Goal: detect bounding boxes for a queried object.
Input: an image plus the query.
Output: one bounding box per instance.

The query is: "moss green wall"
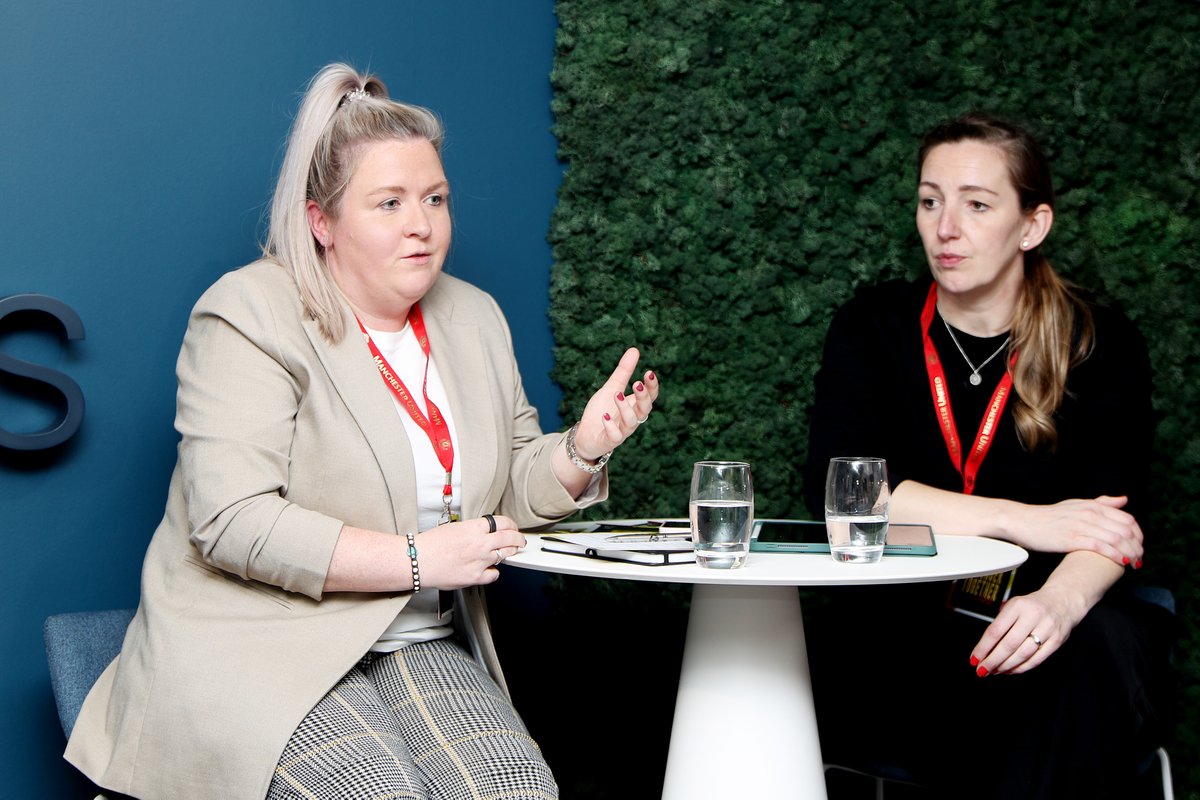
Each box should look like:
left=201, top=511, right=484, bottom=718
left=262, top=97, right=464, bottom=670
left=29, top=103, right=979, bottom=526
left=548, top=0, right=1199, bottom=795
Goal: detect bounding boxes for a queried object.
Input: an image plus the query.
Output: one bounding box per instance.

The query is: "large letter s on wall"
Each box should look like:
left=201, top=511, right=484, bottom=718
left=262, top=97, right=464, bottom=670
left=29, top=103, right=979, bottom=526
left=0, top=294, right=86, bottom=450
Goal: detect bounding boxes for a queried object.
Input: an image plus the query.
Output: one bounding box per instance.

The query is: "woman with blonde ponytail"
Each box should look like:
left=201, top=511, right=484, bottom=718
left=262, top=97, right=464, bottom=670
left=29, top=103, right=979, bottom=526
left=66, top=63, right=662, bottom=799
left=803, top=114, right=1173, bottom=799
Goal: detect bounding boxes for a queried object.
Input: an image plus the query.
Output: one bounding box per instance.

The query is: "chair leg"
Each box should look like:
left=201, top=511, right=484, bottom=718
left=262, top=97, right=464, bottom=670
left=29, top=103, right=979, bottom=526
left=1156, top=747, right=1174, bottom=800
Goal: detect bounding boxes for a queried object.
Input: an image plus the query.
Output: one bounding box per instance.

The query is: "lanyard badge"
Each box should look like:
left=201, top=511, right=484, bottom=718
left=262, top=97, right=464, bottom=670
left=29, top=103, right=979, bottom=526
left=357, top=303, right=457, bottom=518
left=357, top=304, right=459, bottom=619
left=919, top=283, right=1015, bottom=495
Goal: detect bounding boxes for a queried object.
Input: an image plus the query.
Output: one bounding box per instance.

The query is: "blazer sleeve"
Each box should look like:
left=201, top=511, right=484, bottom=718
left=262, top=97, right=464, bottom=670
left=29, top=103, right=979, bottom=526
left=174, top=272, right=343, bottom=600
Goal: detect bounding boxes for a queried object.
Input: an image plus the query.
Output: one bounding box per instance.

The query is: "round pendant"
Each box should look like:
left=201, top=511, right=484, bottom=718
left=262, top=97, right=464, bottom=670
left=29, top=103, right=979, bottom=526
left=969, top=373, right=983, bottom=386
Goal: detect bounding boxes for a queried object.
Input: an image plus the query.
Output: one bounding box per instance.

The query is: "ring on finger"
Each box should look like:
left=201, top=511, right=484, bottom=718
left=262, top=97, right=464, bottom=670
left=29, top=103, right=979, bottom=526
left=492, top=549, right=503, bottom=566
left=1028, top=632, right=1043, bottom=647
left=483, top=514, right=497, bottom=533
left=635, top=416, right=648, bottom=424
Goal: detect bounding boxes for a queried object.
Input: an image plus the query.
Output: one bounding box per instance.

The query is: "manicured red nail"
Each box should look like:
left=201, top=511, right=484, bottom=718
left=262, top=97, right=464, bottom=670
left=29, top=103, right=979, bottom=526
left=634, top=382, right=645, bottom=392
left=603, top=413, right=611, bottom=421
left=648, top=371, right=656, bottom=381
left=970, top=655, right=980, bottom=667
left=616, top=392, right=625, bottom=402
left=1135, top=560, right=1143, bottom=570
left=1122, top=556, right=1130, bottom=565
left=976, top=666, right=988, bottom=677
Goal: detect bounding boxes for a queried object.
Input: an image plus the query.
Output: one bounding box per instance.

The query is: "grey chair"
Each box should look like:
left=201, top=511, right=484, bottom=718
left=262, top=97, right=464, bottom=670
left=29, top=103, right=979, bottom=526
left=44, top=607, right=139, bottom=800
left=43, top=608, right=135, bottom=737
left=1134, top=586, right=1178, bottom=800
left=42, top=587, right=506, bottom=739
left=42, top=590, right=508, bottom=800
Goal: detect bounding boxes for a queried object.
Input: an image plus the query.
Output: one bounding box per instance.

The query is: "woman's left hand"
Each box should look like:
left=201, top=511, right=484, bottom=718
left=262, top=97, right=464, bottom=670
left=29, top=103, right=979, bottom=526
left=969, top=585, right=1082, bottom=676
left=571, top=347, right=659, bottom=462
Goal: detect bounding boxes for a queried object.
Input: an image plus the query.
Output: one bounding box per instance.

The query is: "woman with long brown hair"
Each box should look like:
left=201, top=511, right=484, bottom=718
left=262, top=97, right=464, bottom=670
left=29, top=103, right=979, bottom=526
left=804, top=114, right=1174, bottom=799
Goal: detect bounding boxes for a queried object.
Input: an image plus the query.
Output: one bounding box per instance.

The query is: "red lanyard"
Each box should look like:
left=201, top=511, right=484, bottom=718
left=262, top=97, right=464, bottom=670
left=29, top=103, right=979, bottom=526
left=920, top=283, right=1014, bottom=495
left=356, top=304, right=455, bottom=519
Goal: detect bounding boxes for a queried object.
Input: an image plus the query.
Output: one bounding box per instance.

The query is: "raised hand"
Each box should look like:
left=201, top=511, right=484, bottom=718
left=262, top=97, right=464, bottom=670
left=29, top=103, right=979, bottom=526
left=414, top=515, right=526, bottom=589
left=570, top=347, right=659, bottom=462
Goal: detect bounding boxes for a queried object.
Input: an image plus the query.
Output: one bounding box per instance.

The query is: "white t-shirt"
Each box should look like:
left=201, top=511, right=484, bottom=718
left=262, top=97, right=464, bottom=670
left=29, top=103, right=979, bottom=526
left=363, top=322, right=460, bottom=652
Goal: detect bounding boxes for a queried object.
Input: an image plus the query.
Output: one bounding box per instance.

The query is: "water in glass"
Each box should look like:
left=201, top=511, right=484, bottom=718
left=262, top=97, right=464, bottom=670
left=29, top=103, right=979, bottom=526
left=825, top=513, right=888, bottom=563
left=689, top=499, right=753, bottom=568
left=825, top=457, right=889, bottom=565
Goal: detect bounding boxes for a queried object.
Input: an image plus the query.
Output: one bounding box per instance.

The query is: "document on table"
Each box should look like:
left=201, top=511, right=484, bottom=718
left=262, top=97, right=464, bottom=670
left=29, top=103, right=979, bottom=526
left=540, top=522, right=695, bottom=565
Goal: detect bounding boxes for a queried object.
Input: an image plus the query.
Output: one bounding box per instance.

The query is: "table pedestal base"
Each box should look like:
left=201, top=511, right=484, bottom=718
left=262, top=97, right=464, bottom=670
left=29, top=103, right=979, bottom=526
left=662, top=583, right=826, bottom=800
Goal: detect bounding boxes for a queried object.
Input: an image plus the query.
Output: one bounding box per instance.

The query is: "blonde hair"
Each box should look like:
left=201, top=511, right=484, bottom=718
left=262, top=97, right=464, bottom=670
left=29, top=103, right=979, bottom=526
left=919, top=114, right=1094, bottom=452
left=264, top=63, right=444, bottom=342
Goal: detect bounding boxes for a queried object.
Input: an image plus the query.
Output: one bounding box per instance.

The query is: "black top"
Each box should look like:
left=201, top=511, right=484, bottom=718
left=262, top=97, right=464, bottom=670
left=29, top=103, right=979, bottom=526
left=804, top=279, right=1153, bottom=592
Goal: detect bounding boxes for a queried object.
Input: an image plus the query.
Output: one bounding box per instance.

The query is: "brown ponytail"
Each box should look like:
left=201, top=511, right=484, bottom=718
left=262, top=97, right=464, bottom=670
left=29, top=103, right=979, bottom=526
left=1008, top=254, right=1094, bottom=451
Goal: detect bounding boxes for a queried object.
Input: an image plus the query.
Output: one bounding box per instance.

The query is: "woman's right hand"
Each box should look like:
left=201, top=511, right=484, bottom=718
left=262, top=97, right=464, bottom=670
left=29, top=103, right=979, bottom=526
left=415, top=515, right=527, bottom=589
left=1005, top=495, right=1143, bottom=568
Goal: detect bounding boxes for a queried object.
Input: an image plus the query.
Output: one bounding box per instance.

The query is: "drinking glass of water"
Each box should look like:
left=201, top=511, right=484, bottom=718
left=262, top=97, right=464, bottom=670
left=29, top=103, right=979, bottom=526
left=689, top=461, right=754, bottom=569
left=824, top=457, right=890, bottom=563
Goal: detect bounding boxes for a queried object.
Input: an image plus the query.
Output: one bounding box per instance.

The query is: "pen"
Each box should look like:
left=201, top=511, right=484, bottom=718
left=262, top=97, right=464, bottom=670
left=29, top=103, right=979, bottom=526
left=604, top=533, right=693, bottom=543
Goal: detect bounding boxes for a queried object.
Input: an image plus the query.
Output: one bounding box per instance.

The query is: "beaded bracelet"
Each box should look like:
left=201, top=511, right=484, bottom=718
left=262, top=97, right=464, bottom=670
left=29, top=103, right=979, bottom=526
left=406, top=531, right=421, bottom=593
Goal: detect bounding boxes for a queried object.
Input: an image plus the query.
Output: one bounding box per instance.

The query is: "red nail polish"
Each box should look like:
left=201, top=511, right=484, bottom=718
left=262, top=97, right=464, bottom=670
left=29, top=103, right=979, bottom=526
left=1135, top=560, right=1143, bottom=570
left=616, top=392, right=625, bottom=402
left=634, top=382, right=645, bottom=392
left=970, top=655, right=979, bottom=667
left=976, top=666, right=988, bottom=677
left=1122, top=556, right=1130, bottom=565
left=603, top=413, right=611, bottom=421
left=648, top=371, right=656, bottom=381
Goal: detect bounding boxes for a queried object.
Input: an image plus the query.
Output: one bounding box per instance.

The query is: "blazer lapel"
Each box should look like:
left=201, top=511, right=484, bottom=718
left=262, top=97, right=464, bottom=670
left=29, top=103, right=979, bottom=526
left=419, top=296, right=500, bottom=518
left=301, top=311, right=418, bottom=533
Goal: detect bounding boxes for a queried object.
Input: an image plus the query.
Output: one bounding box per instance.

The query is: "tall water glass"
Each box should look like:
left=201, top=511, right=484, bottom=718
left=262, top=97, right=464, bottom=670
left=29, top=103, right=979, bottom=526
left=824, top=457, right=890, bottom=563
left=689, top=461, right=754, bottom=568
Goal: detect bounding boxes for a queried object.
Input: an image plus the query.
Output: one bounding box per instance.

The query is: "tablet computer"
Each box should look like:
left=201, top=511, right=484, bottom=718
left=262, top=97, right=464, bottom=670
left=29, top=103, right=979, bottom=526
left=749, top=519, right=937, bottom=556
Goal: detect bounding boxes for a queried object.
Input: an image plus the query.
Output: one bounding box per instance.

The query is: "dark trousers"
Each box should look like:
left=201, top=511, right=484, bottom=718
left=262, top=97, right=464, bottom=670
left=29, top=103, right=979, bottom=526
left=806, top=582, right=1176, bottom=800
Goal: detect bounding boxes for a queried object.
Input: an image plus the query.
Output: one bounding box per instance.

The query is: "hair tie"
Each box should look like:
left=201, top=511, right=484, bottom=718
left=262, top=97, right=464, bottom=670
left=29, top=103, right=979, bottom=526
left=342, top=87, right=370, bottom=106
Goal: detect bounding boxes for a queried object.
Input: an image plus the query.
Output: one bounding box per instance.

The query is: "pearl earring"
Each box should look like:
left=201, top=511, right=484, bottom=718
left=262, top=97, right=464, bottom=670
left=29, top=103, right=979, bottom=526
left=1021, top=240, right=1030, bottom=250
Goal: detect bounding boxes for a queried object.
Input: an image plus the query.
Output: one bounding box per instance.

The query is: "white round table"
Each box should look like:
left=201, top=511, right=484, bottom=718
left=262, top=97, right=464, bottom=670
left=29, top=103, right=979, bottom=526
left=504, top=529, right=1027, bottom=800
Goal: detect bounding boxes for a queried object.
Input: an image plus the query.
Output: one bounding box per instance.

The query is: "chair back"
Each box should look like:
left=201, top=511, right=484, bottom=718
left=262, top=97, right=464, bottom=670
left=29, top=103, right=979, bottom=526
left=43, top=608, right=135, bottom=737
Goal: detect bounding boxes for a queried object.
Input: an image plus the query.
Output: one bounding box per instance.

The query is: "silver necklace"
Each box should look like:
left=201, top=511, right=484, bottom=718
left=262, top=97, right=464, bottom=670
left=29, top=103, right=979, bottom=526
left=942, top=318, right=1010, bottom=386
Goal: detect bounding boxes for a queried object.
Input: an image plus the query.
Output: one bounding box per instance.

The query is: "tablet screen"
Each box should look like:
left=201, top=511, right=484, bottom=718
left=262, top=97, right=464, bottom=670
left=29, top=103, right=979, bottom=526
left=754, top=519, right=827, bottom=544
left=751, top=519, right=936, bottom=554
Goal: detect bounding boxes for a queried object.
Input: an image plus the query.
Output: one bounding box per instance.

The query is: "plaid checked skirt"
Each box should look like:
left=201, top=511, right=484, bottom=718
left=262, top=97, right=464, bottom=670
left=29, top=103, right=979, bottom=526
left=267, top=639, right=557, bottom=800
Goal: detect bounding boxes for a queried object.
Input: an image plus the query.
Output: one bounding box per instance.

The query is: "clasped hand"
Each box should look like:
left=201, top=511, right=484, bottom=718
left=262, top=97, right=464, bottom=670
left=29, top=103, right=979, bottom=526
left=969, top=584, right=1080, bottom=677
left=969, top=495, right=1141, bottom=677
left=416, top=515, right=526, bottom=589
left=1009, top=495, right=1143, bottom=568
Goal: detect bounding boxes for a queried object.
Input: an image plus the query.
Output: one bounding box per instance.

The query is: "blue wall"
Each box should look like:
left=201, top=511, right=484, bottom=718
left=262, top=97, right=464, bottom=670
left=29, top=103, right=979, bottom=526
left=0, top=2, right=563, bottom=794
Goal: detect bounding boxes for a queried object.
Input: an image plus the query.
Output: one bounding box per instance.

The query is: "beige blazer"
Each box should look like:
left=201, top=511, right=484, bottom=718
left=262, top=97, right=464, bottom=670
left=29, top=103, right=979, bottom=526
left=66, top=261, right=605, bottom=799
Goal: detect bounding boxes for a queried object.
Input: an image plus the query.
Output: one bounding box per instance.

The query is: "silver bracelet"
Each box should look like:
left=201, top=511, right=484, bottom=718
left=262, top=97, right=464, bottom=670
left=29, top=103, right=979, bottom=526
left=565, top=422, right=611, bottom=475
left=406, top=531, right=421, bottom=593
